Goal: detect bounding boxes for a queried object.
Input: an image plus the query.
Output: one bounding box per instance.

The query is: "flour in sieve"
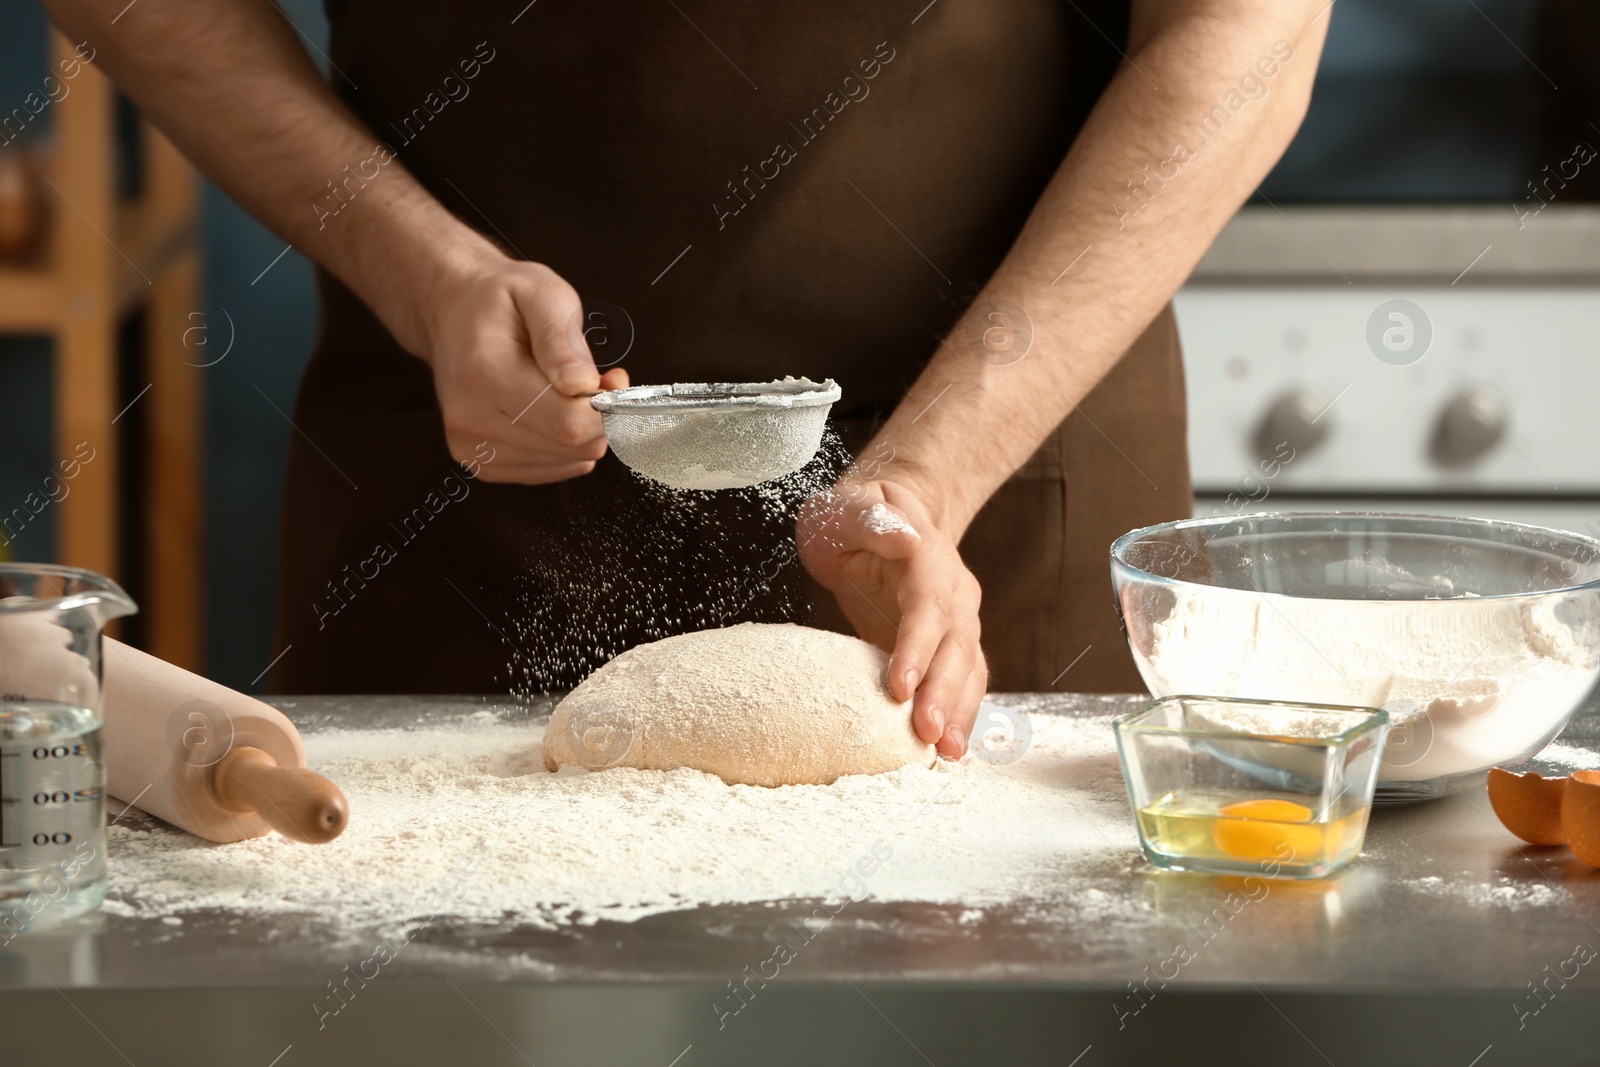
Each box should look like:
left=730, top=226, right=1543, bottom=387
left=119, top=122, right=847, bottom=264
left=602, top=378, right=833, bottom=491
left=102, top=703, right=1141, bottom=932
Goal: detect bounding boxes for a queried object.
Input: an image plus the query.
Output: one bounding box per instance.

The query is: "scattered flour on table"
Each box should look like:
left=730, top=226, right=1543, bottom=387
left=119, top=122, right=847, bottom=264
left=1487, top=881, right=1562, bottom=907
left=1404, top=872, right=1564, bottom=910
left=1526, top=740, right=1599, bottom=771
left=104, top=703, right=1140, bottom=932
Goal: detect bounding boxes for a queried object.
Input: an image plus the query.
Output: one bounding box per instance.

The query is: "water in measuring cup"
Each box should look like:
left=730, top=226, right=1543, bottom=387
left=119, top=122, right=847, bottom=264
left=0, top=699, right=107, bottom=937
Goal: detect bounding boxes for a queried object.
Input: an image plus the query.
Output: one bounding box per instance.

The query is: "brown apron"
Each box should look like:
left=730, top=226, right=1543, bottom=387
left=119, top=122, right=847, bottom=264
left=270, top=0, right=1190, bottom=695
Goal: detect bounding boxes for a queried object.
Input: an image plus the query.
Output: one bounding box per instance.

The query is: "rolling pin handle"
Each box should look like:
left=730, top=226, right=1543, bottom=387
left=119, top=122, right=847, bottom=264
left=212, top=746, right=349, bottom=844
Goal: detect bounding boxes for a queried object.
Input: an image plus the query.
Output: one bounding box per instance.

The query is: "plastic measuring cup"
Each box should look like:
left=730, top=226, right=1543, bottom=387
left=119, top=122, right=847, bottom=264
left=0, top=564, right=135, bottom=935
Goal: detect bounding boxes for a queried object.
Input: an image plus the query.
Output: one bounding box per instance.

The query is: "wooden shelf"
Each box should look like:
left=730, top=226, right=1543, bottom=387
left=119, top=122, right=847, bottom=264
left=0, top=30, right=204, bottom=670
left=0, top=264, right=61, bottom=329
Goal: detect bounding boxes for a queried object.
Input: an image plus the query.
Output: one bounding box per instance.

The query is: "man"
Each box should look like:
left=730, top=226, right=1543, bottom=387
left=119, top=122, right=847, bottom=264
left=45, top=0, right=1327, bottom=757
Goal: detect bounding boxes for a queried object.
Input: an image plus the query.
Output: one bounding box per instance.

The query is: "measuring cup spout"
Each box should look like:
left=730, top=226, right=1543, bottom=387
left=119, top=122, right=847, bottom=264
left=0, top=563, right=134, bottom=630
left=0, top=563, right=136, bottom=629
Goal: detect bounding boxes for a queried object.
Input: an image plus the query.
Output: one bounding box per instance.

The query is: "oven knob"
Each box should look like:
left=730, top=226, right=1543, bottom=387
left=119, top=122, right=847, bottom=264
left=1428, top=385, right=1507, bottom=468
left=1252, top=388, right=1331, bottom=463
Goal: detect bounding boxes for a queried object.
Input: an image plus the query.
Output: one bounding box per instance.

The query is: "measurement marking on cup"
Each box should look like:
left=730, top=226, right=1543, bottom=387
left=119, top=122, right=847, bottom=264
left=0, top=726, right=104, bottom=867
left=0, top=748, right=16, bottom=849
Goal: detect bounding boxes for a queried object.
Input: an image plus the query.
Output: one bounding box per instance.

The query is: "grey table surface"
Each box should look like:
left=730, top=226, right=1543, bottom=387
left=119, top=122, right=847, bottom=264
left=5, top=694, right=1600, bottom=1067
left=6, top=692, right=1599, bottom=995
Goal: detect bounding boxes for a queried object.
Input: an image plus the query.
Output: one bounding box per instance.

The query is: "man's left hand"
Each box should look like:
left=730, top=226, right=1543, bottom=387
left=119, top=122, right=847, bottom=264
left=798, top=479, right=986, bottom=758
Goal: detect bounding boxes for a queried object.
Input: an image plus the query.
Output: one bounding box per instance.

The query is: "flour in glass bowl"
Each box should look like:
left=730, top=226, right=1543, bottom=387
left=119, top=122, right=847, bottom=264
left=102, top=702, right=1143, bottom=933
left=1139, top=589, right=1600, bottom=781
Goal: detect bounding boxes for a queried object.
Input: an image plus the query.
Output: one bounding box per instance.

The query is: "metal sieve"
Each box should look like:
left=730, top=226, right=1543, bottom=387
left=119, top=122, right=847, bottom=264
left=590, top=378, right=841, bottom=491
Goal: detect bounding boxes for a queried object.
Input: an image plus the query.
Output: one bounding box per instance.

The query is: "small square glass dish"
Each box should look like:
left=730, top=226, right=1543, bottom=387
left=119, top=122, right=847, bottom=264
left=1114, top=696, right=1391, bottom=880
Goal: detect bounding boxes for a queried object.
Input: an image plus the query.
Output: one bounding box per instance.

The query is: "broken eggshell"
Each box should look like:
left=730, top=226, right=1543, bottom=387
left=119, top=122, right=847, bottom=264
left=1562, top=770, right=1600, bottom=868
left=1487, top=767, right=1568, bottom=847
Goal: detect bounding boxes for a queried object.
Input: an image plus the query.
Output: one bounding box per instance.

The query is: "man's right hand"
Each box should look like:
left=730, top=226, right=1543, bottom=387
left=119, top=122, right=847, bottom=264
left=39, top=1, right=626, bottom=488
left=419, top=255, right=627, bottom=484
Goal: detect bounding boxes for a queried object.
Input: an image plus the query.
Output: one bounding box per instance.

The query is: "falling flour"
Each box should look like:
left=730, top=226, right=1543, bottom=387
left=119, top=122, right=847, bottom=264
left=102, top=701, right=1142, bottom=933
left=506, top=426, right=853, bottom=696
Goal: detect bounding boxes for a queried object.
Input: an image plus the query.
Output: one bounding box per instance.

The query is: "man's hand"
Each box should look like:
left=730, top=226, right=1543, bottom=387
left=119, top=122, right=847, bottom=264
left=38, top=0, right=627, bottom=488
left=420, top=255, right=627, bottom=484
left=798, top=479, right=986, bottom=758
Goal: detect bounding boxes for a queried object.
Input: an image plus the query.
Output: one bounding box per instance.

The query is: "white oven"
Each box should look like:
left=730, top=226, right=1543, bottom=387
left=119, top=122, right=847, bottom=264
left=1178, top=260, right=1600, bottom=537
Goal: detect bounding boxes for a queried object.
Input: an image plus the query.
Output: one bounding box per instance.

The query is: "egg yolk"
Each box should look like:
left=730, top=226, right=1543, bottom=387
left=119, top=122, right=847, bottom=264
left=1213, top=798, right=1326, bottom=861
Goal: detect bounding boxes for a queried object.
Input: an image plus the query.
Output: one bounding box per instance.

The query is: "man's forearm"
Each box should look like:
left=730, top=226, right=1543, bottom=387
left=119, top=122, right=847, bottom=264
left=874, top=1, right=1332, bottom=539
left=42, top=0, right=492, bottom=354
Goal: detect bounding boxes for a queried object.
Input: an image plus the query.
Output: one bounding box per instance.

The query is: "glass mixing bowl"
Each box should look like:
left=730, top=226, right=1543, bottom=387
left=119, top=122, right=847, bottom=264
left=1110, top=513, right=1600, bottom=802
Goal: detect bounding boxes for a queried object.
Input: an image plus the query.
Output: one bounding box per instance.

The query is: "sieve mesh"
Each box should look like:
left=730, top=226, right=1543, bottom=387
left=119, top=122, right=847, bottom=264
left=591, top=379, right=840, bottom=491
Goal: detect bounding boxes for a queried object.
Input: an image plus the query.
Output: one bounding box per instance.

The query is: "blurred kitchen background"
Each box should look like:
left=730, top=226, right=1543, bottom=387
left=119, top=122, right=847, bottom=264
left=1182, top=0, right=1600, bottom=538
left=0, top=0, right=1596, bottom=691
left=0, top=0, right=325, bottom=690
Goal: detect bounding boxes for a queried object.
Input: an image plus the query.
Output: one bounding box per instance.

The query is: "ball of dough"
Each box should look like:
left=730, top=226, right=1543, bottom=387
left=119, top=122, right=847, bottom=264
left=543, top=623, right=934, bottom=786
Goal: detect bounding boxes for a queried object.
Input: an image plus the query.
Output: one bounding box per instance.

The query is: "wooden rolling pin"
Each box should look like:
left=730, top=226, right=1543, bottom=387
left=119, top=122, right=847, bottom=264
left=102, top=638, right=348, bottom=844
